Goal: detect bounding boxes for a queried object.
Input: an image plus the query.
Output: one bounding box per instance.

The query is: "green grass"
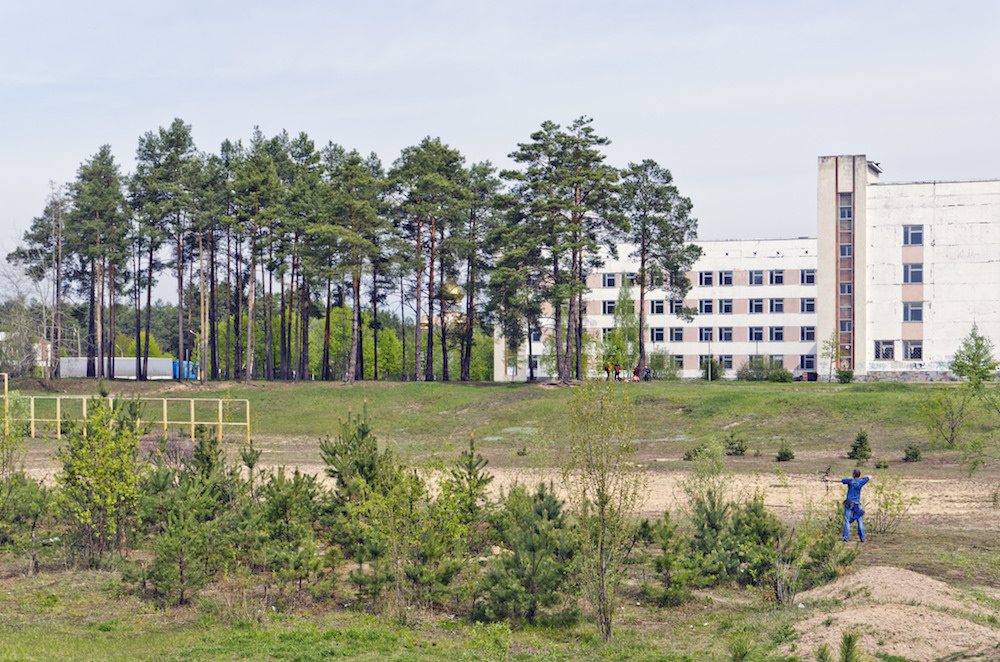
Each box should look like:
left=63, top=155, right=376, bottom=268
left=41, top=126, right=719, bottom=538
left=5, top=376, right=1000, bottom=661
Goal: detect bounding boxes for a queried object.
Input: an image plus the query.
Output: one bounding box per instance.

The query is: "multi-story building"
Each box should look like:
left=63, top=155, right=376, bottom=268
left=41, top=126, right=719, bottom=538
left=494, top=238, right=820, bottom=381
left=495, top=155, right=1000, bottom=382
left=817, top=155, right=1000, bottom=379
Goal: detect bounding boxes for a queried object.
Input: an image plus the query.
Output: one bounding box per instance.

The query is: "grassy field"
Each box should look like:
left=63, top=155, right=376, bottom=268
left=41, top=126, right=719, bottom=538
left=3, top=377, right=999, bottom=661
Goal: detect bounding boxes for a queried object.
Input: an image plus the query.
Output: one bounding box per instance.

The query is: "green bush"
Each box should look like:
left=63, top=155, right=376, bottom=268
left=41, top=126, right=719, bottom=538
left=647, top=351, right=680, bottom=381
left=683, top=444, right=708, bottom=461
left=836, top=369, right=854, bottom=383
left=903, top=445, right=922, bottom=462
left=736, top=355, right=782, bottom=382
left=769, top=368, right=794, bottom=383
left=775, top=441, right=795, bottom=462
left=874, top=459, right=888, bottom=469
left=701, top=356, right=724, bottom=381
left=724, top=433, right=747, bottom=457
left=847, top=429, right=872, bottom=463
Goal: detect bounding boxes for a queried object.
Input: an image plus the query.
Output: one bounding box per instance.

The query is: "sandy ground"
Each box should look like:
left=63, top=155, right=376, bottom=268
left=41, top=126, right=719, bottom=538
left=789, top=566, right=1000, bottom=661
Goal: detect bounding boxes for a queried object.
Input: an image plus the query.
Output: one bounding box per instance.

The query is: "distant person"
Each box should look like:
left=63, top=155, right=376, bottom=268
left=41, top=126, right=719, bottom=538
left=840, top=468, right=870, bottom=542
left=614, top=362, right=621, bottom=381
left=605, top=362, right=611, bottom=381
left=633, top=365, right=640, bottom=381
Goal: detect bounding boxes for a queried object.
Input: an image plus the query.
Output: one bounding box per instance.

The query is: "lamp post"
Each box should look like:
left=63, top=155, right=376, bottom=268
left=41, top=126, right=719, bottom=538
left=755, top=338, right=760, bottom=381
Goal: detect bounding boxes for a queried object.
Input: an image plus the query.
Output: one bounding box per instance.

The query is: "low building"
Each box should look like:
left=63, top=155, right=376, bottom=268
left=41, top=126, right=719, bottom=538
left=494, top=238, right=820, bottom=381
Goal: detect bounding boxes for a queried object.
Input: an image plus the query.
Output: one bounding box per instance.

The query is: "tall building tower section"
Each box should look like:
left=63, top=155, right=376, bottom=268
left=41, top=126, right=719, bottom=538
left=817, top=156, right=881, bottom=376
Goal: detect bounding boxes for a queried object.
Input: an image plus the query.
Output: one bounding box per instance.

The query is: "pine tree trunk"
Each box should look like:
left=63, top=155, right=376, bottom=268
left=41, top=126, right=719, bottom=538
left=322, top=277, right=332, bottom=380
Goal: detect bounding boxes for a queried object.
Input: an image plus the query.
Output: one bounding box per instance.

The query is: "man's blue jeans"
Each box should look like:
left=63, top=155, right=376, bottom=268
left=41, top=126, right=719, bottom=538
left=843, top=505, right=865, bottom=542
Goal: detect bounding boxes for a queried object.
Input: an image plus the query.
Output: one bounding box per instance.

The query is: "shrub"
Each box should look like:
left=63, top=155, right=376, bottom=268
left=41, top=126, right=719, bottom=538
left=775, top=441, right=795, bottom=462
left=836, top=369, right=854, bottom=384
left=647, top=350, right=680, bottom=381
left=874, top=459, right=888, bottom=469
left=736, top=355, right=782, bottom=382
left=683, top=444, right=708, bottom=461
left=868, top=472, right=920, bottom=535
left=769, top=368, right=794, bottom=383
left=847, top=429, right=872, bottom=463
left=701, top=356, right=724, bottom=381
left=724, top=433, right=747, bottom=457
left=903, top=445, right=922, bottom=462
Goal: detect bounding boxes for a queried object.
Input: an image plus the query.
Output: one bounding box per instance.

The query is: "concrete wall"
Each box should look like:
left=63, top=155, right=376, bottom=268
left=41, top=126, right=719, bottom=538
left=60, top=357, right=176, bottom=379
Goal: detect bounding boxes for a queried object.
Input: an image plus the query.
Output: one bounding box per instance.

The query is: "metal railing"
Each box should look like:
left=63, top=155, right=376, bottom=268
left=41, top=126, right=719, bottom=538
left=2, top=374, right=250, bottom=443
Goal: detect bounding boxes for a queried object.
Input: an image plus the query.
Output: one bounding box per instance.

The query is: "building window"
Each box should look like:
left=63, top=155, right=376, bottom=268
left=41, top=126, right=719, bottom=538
left=840, top=245, right=852, bottom=257
left=770, top=298, right=784, bottom=314
left=529, top=357, right=539, bottom=370
left=672, top=355, right=684, bottom=369
left=719, top=299, right=733, bottom=314
left=904, top=263, right=923, bottom=284
left=839, top=193, right=853, bottom=220
left=904, top=341, right=922, bottom=360
left=651, top=300, right=664, bottom=315
left=624, top=273, right=636, bottom=285
left=801, top=326, right=815, bottom=341
left=749, top=327, right=763, bottom=342
left=801, top=298, right=816, bottom=313
left=719, top=355, right=733, bottom=369
left=602, top=273, right=617, bottom=288
left=699, top=327, right=714, bottom=342
left=749, top=270, right=763, bottom=285
left=840, top=283, right=852, bottom=295
left=875, top=340, right=894, bottom=360
left=602, top=328, right=613, bottom=339
left=669, top=299, right=682, bottom=314
left=699, top=271, right=713, bottom=286
left=903, top=225, right=923, bottom=246
left=699, top=299, right=713, bottom=314
left=718, top=327, right=733, bottom=342
left=650, top=327, right=664, bottom=343
left=749, top=298, right=764, bottom=314
left=650, top=272, right=664, bottom=287
left=772, top=355, right=784, bottom=366
left=769, top=270, right=784, bottom=285
left=602, top=301, right=615, bottom=315
left=840, top=320, right=853, bottom=333
left=903, top=302, right=923, bottom=322
left=769, top=327, right=784, bottom=342
left=719, top=270, right=733, bottom=286
left=531, top=328, right=542, bottom=342
left=800, top=354, right=816, bottom=370
left=801, top=269, right=816, bottom=285
left=669, top=327, right=684, bottom=342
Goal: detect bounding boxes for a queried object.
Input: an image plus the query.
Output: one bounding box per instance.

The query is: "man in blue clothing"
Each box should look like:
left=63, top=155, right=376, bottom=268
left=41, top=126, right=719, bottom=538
left=841, top=468, right=870, bottom=542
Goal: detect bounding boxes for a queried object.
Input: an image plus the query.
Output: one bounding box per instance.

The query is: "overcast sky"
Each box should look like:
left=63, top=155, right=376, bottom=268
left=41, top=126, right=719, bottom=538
left=3, top=0, right=999, bottom=274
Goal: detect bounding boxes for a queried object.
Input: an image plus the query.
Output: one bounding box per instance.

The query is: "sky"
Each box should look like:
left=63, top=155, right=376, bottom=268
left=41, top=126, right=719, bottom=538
left=3, top=0, right=999, bottom=284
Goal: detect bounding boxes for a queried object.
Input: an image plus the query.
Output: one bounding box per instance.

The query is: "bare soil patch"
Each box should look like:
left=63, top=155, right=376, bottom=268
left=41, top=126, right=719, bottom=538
left=790, top=566, right=1000, bottom=661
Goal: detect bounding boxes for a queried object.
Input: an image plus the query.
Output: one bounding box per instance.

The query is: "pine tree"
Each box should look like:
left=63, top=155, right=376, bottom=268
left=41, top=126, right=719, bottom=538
left=619, top=159, right=701, bottom=374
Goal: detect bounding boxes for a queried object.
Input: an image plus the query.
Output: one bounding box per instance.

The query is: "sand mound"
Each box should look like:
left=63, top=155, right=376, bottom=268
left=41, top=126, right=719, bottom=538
left=791, top=566, right=1000, bottom=661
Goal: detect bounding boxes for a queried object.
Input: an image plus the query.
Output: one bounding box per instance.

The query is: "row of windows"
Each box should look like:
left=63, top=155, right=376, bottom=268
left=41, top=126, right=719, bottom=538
left=661, top=355, right=817, bottom=371
left=874, top=340, right=923, bottom=361
left=600, top=269, right=818, bottom=288
left=646, top=326, right=816, bottom=343
left=602, top=298, right=817, bottom=315
left=699, top=269, right=816, bottom=287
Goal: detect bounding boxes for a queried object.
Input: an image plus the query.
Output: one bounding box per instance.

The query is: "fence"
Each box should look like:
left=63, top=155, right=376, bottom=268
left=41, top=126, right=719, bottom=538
left=2, top=373, right=250, bottom=443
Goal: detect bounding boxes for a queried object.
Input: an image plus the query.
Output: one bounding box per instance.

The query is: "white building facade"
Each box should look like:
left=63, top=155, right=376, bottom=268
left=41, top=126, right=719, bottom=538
left=494, top=238, right=820, bottom=381
left=817, top=156, right=1000, bottom=380
left=495, top=155, right=1000, bottom=382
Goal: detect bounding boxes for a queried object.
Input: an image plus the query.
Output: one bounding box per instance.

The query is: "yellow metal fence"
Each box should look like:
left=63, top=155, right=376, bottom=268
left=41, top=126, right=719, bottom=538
left=3, top=374, right=250, bottom=443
